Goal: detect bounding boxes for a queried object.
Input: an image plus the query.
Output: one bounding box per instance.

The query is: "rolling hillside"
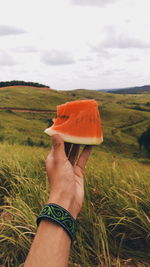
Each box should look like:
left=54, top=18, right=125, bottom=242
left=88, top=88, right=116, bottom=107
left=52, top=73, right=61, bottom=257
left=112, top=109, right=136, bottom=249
left=1, top=86, right=150, bottom=157
left=108, top=85, right=150, bottom=94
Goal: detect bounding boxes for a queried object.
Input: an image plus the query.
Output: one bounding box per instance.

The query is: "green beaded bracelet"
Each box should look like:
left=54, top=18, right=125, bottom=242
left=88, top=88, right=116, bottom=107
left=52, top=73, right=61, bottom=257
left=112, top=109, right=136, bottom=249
left=36, top=203, right=77, bottom=241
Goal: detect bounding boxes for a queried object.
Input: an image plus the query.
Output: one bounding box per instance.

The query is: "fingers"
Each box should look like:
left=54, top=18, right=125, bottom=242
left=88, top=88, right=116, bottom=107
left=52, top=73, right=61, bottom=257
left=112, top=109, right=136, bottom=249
left=64, top=142, right=72, bottom=157
left=50, top=135, right=92, bottom=172
left=76, top=145, right=92, bottom=172
left=51, top=134, right=66, bottom=160
left=69, top=144, right=80, bottom=165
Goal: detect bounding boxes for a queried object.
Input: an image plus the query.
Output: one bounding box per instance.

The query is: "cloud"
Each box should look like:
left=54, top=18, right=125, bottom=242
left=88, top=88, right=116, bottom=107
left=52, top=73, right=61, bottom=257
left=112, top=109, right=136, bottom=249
left=93, top=47, right=114, bottom=58
left=101, top=68, right=125, bottom=76
left=71, top=0, right=118, bottom=7
left=89, top=43, right=115, bottom=60
left=79, top=57, right=93, bottom=62
left=0, top=51, right=17, bottom=66
left=41, top=50, right=75, bottom=65
left=0, top=25, right=26, bottom=36
left=13, top=46, right=39, bottom=53
left=127, top=56, right=139, bottom=62
left=98, top=26, right=150, bottom=49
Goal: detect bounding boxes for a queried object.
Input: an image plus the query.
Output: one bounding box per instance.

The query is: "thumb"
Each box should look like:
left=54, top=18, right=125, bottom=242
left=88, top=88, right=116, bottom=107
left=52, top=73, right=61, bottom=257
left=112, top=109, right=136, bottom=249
left=52, top=134, right=66, bottom=160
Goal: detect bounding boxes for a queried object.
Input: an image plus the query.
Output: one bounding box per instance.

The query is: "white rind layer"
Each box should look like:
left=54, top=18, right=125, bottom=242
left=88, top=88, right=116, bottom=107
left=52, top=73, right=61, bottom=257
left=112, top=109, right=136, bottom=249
left=44, top=127, right=103, bottom=145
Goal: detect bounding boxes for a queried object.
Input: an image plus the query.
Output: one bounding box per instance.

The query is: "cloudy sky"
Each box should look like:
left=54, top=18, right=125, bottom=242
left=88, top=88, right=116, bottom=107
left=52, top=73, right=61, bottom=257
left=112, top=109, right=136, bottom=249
left=0, top=0, right=150, bottom=90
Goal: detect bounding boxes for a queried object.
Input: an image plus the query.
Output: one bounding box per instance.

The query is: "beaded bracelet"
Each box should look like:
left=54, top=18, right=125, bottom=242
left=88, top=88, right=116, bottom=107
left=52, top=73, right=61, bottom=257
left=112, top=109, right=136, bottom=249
left=36, top=203, right=77, bottom=241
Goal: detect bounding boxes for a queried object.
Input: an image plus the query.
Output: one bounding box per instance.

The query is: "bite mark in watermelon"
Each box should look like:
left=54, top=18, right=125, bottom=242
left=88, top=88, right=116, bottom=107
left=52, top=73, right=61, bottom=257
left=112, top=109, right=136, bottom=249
left=44, top=99, right=103, bottom=145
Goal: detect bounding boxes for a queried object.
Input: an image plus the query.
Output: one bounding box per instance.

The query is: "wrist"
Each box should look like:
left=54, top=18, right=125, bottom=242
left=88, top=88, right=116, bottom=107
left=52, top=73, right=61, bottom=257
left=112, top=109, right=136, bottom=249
left=47, top=191, right=79, bottom=219
left=37, top=203, right=77, bottom=241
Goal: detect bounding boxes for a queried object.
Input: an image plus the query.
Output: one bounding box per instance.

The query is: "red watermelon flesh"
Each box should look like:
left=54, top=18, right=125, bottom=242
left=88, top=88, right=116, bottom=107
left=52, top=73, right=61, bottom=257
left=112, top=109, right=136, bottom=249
left=44, top=99, right=103, bottom=145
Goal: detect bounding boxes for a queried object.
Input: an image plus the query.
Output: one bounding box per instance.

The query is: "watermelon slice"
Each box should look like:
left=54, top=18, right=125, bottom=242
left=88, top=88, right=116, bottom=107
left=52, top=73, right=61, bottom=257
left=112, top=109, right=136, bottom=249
left=44, top=99, right=103, bottom=145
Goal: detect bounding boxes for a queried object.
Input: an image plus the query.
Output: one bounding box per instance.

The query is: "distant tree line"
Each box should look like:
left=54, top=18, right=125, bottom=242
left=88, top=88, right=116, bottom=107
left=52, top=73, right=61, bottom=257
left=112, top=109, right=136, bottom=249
left=0, top=80, right=50, bottom=88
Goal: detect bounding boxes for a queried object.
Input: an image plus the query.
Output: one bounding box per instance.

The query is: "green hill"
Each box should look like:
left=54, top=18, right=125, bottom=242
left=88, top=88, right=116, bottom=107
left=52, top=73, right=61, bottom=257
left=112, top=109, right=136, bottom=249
left=0, top=86, right=150, bottom=157
left=108, top=85, right=150, bottom=94
left=0, top=86, right=70, bottom=109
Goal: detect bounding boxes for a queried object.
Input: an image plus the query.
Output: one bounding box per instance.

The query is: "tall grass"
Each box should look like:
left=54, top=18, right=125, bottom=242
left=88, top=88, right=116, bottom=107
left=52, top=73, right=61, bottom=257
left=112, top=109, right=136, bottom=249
left=0, top=143, right=150, bottom=266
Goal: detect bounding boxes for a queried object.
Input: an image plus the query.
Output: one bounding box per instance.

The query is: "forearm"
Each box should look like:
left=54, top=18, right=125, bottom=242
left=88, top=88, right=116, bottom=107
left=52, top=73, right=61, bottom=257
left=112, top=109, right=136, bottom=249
left=24, top=192, right=78, bottom=267
left=24, top=219, right=71, bottom=267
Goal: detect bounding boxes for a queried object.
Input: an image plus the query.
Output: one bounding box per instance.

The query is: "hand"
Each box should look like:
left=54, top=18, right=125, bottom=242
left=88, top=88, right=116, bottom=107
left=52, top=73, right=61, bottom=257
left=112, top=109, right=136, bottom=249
left=46, top=134, right=92, bottom=219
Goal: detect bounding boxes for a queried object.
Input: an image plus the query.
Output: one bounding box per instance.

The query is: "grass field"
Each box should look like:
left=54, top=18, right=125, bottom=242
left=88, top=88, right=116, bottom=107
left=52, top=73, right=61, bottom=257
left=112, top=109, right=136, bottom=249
left=0, top=86, right=150, bottom=266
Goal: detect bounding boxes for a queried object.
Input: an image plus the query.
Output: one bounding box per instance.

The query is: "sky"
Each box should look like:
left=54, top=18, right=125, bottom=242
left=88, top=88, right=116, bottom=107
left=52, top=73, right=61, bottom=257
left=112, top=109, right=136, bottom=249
left=0, top=0, right=150, bottom=90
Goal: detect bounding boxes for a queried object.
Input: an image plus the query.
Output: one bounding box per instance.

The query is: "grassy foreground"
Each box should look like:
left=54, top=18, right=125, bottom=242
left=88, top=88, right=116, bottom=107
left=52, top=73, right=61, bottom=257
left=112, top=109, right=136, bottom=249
left=0, top=143, right=150, bottom=266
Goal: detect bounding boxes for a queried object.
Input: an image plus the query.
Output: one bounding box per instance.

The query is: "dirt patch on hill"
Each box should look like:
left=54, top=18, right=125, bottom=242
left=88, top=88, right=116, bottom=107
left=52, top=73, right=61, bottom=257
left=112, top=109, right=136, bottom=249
left=0, top=107, right=55, bottom=113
